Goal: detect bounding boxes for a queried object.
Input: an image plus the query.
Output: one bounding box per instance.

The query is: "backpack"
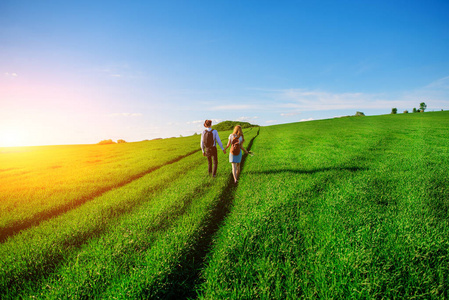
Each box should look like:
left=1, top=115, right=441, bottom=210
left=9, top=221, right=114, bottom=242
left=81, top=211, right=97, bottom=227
left=230, top=135, right=240, bottom=155
left=203, top=130, right=214, bottom=148
left=203, top=130, right=215, bottom=156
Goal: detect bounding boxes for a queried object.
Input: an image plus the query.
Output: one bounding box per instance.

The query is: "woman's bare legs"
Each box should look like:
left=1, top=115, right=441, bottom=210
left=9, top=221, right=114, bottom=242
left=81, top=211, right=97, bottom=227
left=231, top=163, right=238, bottom=183
left=236, top=163, right=241, bottom=181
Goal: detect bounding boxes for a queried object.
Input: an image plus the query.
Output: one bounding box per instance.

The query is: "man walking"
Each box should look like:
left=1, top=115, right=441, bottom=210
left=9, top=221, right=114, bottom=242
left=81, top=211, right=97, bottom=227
left=201, top=120, right=226, bottom=177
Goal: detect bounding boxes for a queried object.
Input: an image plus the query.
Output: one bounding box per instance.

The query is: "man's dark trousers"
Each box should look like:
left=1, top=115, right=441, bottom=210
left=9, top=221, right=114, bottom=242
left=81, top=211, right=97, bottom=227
left=207, top=146, right=218, bottom=176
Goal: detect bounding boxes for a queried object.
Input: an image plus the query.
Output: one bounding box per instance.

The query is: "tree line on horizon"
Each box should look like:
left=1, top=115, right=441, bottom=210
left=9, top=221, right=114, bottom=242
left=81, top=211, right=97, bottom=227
left=98, top=139, right=127, bottom=145
left=391, top=102, right=431, bottom=114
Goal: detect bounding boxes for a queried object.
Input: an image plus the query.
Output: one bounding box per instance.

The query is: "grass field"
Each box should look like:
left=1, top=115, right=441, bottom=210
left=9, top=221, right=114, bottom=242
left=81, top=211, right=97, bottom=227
left=1, top=112, right=448, bottom=299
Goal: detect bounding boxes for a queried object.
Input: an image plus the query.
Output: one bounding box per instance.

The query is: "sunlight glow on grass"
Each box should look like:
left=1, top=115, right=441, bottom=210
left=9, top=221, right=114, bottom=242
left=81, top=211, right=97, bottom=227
left=1, top=113, right=449, bottom=299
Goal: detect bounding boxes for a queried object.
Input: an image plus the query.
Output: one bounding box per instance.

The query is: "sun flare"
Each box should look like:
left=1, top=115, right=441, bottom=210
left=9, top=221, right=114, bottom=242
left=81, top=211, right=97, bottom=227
left=0, top=128, right=29, bottom=147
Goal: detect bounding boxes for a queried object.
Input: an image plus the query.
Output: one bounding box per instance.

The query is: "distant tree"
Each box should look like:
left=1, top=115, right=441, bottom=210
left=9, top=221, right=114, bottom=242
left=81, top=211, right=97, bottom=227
left=403, top=110, right=409, bottom=114
left=413, top=108, right=417, bottom=113
left=117, top=139, right=126, bottom=143
left=391, top=108, right=398, bottom=114
left=420, top=102, right=427, bottom=112
left=98, top=139, right=115, bottom=145
left=354, top=111, right=365, bottom=116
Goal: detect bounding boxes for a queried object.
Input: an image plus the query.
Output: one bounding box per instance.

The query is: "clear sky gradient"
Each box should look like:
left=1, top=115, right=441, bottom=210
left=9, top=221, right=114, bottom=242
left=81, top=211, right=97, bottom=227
left=1, top=0, right=448, bottom=147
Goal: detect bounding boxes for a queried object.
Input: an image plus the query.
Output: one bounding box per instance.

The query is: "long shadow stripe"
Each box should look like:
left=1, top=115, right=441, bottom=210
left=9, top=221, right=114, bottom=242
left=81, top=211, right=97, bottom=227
left=151, top=128, right=260, bottom=299
left=0, top=149, right=201, bottom=243
left=2, top=150, right=208, bottom=297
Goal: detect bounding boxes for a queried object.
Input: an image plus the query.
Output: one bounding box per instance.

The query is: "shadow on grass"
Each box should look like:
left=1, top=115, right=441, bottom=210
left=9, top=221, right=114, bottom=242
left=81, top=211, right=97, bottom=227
left=2, top=167, right=213, bottom=298
left=150, top=147, right=368, bottom=298
left=152, top=129, right=260, bottom=300
left=0, top=149, right=201, bottom=244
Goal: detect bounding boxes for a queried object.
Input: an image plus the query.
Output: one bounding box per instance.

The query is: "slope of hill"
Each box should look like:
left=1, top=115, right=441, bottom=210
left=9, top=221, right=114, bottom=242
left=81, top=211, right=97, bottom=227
left=198, top=111, right=449, bottom=299
left=211, top=120, right=259, bottom=131
left=1, top=112, right=448, bottom=299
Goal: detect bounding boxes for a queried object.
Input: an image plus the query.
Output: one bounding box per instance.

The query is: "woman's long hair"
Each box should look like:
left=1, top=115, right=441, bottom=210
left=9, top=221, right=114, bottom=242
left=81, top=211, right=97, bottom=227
left=232, top=125, right=244, bottom=139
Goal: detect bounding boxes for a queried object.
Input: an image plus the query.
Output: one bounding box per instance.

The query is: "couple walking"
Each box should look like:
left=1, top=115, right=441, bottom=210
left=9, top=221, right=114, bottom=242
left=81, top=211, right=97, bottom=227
left=200, top=120, right=250, bottom=184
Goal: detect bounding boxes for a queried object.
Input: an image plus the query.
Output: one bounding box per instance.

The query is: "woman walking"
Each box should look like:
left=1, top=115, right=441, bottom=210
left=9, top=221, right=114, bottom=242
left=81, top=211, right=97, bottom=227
left=225, top=125, right=250, bottom=184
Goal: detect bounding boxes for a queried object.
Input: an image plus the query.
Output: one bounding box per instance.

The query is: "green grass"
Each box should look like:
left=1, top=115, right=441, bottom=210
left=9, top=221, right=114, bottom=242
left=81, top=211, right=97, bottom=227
left=0, top=128, right=258, bottom=299
left=1, top=113, right=449, bottom=299
left=197, top=112, right=449, bottom=299
left=0, top=135, right=201, bottom=241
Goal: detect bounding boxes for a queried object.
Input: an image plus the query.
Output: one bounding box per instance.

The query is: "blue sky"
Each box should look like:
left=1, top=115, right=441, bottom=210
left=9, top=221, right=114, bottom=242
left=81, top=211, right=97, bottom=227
left=1, top=0, right=448, bottom=146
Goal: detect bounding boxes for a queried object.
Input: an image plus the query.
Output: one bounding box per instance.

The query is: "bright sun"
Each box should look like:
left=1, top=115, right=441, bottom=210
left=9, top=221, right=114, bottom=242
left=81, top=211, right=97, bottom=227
left=0, top=128, right=28, bottom=147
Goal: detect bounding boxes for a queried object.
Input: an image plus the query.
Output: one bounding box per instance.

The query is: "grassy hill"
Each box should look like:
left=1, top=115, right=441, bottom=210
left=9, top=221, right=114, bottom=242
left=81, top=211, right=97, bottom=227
left=211, top=120, right=259, bottom=131
left=1, top=112, right=448, bottom=299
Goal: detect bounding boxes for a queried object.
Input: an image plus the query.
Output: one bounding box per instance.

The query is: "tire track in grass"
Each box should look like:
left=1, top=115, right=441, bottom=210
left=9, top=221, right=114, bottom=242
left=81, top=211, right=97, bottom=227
left=152, top=129, right=260, bottom=299
left=19, top=146, right=235, bottom=299
left=194, top=126, right=377, bottom=299
left=0, top=149, right=201, bottom=243
left=45, top=184, right=212, bottom=300
left=1, top=151, right=207, bottom=298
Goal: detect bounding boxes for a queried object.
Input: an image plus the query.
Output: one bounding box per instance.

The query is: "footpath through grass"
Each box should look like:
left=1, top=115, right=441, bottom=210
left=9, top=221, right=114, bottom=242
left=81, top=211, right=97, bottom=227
left=198, top=112, right=449, bottom=299
left=1, top=113, right=448, bottom=299
left=0, top=128, right=259, bottom=299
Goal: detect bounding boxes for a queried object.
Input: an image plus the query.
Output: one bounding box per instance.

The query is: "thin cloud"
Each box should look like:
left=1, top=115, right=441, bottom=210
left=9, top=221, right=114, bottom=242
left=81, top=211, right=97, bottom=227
left=186, top=120, right=204, bottom=125
left=280, top=89, right=370, bottom=110
left=187, top=118, right=223, bottom=125
left=109, top=113, right=143, bottom=117
left=281, top=112, right=301, bottom=117
left=4, top=72, right=18, bottom=78
left=209, top=105, right=253, bottom=111
left=91, top=64, right=130, bottom=79
left=244, top=87, right=384, bottom=111
left=271, top=76, right=449, bottom=112
left=397, top=76, right=449, bottom=110
left=425, top=76, right=449, bottom=89
left=275, top=88, right=421, bottom=112
left=236, top=116, right=259, bottom=122
left=300, top=118, right=315, bottom=122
